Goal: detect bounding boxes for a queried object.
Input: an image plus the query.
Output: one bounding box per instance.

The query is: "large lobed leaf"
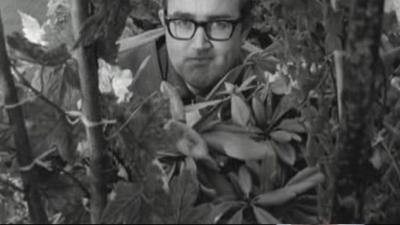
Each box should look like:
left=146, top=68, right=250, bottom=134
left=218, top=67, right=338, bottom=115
left=167, top=170, right=212, bottom=224
left=101, top=182, right=143, bottom=224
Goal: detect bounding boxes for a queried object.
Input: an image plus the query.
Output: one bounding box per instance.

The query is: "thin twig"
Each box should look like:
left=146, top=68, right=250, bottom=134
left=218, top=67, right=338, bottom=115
left=10, top=64, right=69, bottom=117
left=57, top=166, right=91, bottom=198
left=106, top=92, right=158, bottom=140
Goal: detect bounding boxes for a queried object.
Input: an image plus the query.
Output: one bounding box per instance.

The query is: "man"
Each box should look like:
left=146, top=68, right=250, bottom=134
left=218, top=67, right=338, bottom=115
left=118, top=0, right=255, bottom=103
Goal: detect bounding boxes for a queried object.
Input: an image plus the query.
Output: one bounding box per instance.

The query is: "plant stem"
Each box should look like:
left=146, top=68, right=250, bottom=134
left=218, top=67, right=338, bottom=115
left=0, top=11, right=49, bottom=224
left=332, top=0, right=384, bottom=222
left=70, top=1, right=108, bottom=223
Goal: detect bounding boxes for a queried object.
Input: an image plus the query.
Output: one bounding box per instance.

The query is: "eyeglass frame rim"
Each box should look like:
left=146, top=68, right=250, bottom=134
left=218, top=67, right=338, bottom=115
left=163, top=16, right=243, bottom=41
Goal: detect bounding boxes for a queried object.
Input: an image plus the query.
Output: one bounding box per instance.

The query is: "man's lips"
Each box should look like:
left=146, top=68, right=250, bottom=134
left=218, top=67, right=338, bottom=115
left=186, top=56, right=213, bottom=64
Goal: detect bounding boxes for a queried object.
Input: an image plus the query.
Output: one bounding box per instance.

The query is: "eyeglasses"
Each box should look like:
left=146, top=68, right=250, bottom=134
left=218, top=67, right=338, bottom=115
left=164, top=17, right=241, bottom=41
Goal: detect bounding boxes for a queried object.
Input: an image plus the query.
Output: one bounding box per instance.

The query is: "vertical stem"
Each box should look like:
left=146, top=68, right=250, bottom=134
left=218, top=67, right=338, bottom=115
left=0, top=11, right=48, bottom=224
left=332, top=0, right=384, bottom=223
left=70, top=1, right=107, bottom=223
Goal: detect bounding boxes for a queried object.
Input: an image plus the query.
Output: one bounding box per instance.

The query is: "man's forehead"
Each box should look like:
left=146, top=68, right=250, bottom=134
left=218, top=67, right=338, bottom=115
left=167, top=0, right=241, bottom=19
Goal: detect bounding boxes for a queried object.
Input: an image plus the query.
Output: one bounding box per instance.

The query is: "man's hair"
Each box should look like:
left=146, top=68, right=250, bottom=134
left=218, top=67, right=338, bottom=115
left=161, top=0, right=254, bottom=24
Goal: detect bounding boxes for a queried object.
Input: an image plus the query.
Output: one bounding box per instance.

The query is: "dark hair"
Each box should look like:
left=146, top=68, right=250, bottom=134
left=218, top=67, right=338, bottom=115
left=162, top=0, right=254, bottom=24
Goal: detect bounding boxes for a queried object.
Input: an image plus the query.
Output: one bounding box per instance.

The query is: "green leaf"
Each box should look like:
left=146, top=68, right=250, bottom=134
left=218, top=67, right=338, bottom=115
left=231, top=94, right=252, bottom=127
left=271, top=130, right=302, bottom=143
left=270, top=130, right=292, bottom=143
left=254, top=188, right=295, bottom=207
left=272, top=141, right=296, bottom=166
left=169, top=170, right=201, bottom=223
left=276, top=118, right=306, bottom=133
left=238, top=166, right=252, bottom=198
left=18, top=10, right=47, bottom=45
left=252, top=206, right=281, bottom=224
left=210, top=201, right=244, bottom=224
left=206, top=122, right=263, bottom=137
left=270, top=73, right=291, bottom=95
left=254, top=168, right=324, bottom=208
left=259, top=147, right=279, bottom=192
left=202, top=131, right=275, bottom=160
left=271, top=94, right=298, bottom=124
left=252, top=94, right=267, bottom=127
left=184, top=99, right=225, bottom=113
left=286, top=167, right=324, bottom=187
left=180, top=203, right=213, bottom=224
left=206, top=64, right=246, bottom=100
left=227, top=208, right=244, bottom=224
left=101, top=182, right=143, bottom=224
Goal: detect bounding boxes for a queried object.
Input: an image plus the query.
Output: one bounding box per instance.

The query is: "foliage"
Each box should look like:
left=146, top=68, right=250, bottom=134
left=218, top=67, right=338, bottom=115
left=1, top=0, right=400, bottom=224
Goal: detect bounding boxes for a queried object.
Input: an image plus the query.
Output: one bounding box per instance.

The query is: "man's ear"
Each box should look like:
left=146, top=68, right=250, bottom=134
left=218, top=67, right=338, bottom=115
left=159, top=10, right=166, bottom=26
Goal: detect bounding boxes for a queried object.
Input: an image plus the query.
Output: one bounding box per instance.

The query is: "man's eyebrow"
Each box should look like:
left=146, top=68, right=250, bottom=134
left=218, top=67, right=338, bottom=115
left=168, top=12, right=238, bottom=20
left=168, top=12, right=196, bottom=19
left=206, top=14, right=239, bottom=20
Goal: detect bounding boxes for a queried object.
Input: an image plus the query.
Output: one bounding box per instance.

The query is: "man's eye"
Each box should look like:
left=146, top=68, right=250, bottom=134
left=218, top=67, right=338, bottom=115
left=174, top=20, right=193, bottom=28
left=212, top=21, right=231, bottom=30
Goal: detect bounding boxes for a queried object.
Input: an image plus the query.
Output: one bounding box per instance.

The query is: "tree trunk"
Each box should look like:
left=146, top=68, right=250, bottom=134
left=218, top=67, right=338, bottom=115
left=0, top=11, right=48, bottom=224
left=332, top=0, right=384, bottom=223
left=70, top=1, right=108, bottom=223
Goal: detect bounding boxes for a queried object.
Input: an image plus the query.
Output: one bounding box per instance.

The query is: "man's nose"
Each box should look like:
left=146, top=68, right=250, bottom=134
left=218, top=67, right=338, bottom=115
left=191, top=27, right=212, bottom=51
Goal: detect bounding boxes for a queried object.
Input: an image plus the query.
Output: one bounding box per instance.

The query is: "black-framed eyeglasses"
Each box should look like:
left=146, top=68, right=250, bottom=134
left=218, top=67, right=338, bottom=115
left=164, top=17, right=242, bottom=41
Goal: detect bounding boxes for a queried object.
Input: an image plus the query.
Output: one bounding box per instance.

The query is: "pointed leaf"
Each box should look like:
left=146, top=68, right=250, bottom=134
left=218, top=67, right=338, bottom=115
left=271, top=94, right=298, bottom=124
left=254, top=168, right=324, bottom=208
left=207, top=122, right=263, bottom=137
left=206, top=64, right=246, bottom=100
left=259, top=146, right=279, bottom=192
left=227, top=208, right=244, bottom=224
left=18, top=10, right=47, bottom=45
left=184, top=99, right=225, bottom=112
left=239, top=75, right=257, bottom=89
left=270, top=130, right=292, bottom=143
left=169, top=170, right=199, bottom=223
left=254, top=188, right=296, bottom=207
left=231, top=94, right=252, bottom=127
left=270, top=73, right=291, bottom=95
left=185, top=110, right=202, bottom=128
left=238, top=166, right=252, bottom=198
left=276, top=118, right=306, bottom=133
left=252, top=94, right=267, bottom=126
left=180, top=203, right=213, bottom=224
left=101, top=182, right=143, bottom=224
left=210, top=201, right=244, bottom=224
left=270, top=130, right=302, bottom=143
left=253, top=207, right=281, bottom=224
left=286, top=167, right=323, bottom=187
left=202, top=131, right=275, bottom=160
left=272, top=141, right=296, bottom=166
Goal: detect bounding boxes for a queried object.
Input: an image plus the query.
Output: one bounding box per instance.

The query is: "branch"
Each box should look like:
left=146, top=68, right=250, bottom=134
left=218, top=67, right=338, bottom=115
left=10, top=63, right=69, bottom=117
left=71, top=1, right=108, bottom=223
left=0, top=12, right=49, bottom=224
left=332, top=0, right=385, bottom=222
left=0, top=176, right=24, bottom=193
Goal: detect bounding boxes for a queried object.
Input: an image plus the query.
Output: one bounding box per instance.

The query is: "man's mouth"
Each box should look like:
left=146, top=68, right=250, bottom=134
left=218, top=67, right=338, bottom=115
left=186, top=57, right=213, bottom=64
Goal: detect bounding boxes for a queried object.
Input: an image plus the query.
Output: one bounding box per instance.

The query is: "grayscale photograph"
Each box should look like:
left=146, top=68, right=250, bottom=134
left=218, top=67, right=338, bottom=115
left=0, top=0, right=400, bottom=224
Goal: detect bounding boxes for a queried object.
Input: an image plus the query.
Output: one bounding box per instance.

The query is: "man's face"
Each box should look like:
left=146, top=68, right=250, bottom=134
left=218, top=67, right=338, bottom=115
left=162, top=0, right=247, bottom=93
